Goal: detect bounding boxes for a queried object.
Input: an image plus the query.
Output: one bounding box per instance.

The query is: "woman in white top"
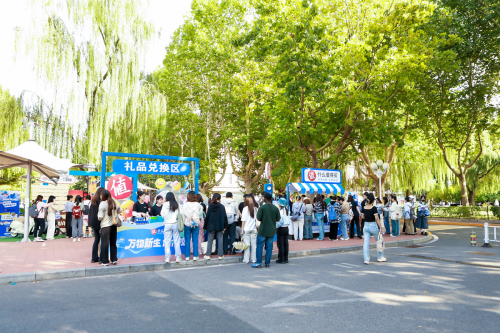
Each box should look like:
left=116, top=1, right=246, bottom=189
left=33, top=195, right=54, bottom=242
left=46, top=195, right=62, bottom=240
left=389, top=195, right=401, bottom=237
left=97, top=190, right=122, bottom=266
left=182, top=191, right=204, bottom=261
left=161, top=192, right=182, bottom=263
left=241, top=196, right=258, bottom=264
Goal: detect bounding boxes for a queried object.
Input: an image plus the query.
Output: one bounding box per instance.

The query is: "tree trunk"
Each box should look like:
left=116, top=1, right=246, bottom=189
left=468, top=184, right=476, bottom=206
left=457, top=174, right=470, bottom=206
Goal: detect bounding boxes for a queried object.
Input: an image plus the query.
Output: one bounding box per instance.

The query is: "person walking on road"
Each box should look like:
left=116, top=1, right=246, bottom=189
left=97, top=190, right=122, bottom=266
left=276, top=198, right=290, bottom=264
left=252, top=192, right=281, bottom=268
left=204, top=193, right=228, bottom=260
left=241, top=196, right=258, bottom=264
left=314, top=194, right=327, bottom=241
left=64, top=195, right=74, bottom=238
left=362, top=193, right=386, bottom=264
left=161, top=192, right=182, bottom=263
left=89, top=187, right=104, bottom=263
left=303, top=198, right=314, bottom=240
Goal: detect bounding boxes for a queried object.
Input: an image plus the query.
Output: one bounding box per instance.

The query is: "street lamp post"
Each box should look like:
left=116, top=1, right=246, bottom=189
left=370, top=160, right=390, bottom=199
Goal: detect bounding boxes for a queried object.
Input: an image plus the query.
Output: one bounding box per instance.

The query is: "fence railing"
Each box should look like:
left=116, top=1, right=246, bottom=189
left=429, top=206, right=500, bottom=220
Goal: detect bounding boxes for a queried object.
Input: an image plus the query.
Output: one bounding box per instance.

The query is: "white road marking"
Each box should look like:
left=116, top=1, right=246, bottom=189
left=364, top=271, right=397, bottom=277
left=264, top=283, right=370, bottom=307
left=341, top=263, right=362, bottom=267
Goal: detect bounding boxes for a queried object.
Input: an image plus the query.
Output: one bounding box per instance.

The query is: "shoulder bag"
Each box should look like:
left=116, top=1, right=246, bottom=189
left=177, top=210, right=184, bottom=232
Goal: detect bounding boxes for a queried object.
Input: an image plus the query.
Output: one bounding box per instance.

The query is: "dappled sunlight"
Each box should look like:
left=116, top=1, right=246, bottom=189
left=148, top=291, right=169, bottom=298
left=467, top=294, right=500, bottom=302
left=226, top=281, right=262, bottom=289
left=480, top=306, right=500, bottom=315
left=279, top=308, right=304, bottom=314
left=425, top=275, right=463, bottom=282
left=260, top=280, right=296, bottom=287
left=364, top=292, right=442, bottom=306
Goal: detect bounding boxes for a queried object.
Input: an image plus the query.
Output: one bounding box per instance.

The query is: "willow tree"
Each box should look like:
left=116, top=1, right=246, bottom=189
left=15, top=0, right=166, bottom=163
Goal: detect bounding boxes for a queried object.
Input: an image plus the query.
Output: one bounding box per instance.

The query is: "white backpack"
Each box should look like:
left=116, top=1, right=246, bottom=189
left=184, top=204, right=200, bottom=226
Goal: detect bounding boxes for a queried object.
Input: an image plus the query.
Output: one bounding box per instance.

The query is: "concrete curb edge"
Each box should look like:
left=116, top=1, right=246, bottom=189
left=0, top=235, right=432, bottom=284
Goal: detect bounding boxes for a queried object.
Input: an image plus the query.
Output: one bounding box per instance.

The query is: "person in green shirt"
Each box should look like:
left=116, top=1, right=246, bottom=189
left=252, top=192, right=281, bottom=268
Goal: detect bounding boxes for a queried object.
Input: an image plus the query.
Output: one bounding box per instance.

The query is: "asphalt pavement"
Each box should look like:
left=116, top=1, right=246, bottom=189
left=1, top=226, right=500, bottom=333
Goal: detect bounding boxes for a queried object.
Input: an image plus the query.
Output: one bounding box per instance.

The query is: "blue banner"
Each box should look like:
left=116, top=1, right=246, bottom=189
left=0, top=191, right=20, bottom=237
left=117, top=222, right=185, bottom=258
left=113, top=159, right=191, bottom=176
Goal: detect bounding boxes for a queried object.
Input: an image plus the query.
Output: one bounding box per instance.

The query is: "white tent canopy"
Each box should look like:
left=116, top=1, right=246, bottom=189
left=0, top=139, right=83, bottom=242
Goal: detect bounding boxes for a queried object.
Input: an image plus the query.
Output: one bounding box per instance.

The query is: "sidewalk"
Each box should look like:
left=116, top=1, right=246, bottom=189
left=0, top=233, right=431, bottom=283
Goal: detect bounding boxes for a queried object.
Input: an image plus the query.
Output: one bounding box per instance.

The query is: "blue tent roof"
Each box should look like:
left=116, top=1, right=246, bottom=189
left=288, top=182, right=344, bottom=195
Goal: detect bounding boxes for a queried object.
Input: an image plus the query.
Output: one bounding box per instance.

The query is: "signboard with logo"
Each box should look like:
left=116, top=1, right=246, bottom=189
left=40, top=174, right=77, bottom=184
left=301, top=168, right=341, bottom=184
left=113, top=159, right=191, bottom=176
left=107, top=174, right=133, bottom=200
left=0, top=191, right=20, bottom=237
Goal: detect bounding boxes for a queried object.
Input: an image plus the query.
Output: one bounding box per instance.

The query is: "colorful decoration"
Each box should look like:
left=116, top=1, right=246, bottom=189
left=120, top=200, right=135, bottom=218
left=155, top=178, right=166, bottom=189
left=107, top=174, right=133, bottom=200
left=172, top=180, right=181, bottom=191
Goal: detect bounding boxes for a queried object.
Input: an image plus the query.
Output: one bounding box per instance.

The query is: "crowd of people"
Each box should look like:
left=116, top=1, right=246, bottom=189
left=28, top=188, right=429, bottom=267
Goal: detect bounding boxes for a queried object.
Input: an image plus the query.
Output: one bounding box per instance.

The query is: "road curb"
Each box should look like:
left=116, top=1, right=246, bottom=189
left=0, top=235, right=432, bottom=284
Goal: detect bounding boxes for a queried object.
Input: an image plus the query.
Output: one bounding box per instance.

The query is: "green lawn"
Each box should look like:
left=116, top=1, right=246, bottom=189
left=0, top=234, right=67, bottom=242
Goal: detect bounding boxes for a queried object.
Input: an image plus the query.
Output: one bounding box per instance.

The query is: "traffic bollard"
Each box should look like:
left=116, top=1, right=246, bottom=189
left=470, top=231, right=476, bottom=246
left=482, top=222, right=492, bottom=248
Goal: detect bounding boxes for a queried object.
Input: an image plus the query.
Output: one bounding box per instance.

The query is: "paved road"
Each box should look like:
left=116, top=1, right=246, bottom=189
left=1, top=226, right=500, bottom=333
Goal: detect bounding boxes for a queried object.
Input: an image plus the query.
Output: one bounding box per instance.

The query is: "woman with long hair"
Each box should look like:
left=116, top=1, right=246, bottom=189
left=150, top=195, right=164, bottom=217
left=361, top=193, right=386, bottom=264
left=382, top=197, right=391, bottom=235
left=161, top=192, right=182, bottom=263
left=97, top=190, right=122, bottom=266
left=197, top=193, right=206, bottom=255
left=314, top=194, right=326, bottom=241
left=303, top=198, right=314, bottom=240
left=46, top=195, right=61, bottom=240
left=204, top=193, right=228, bottom=260
left=182, top=191, right=203, bottom=261
left=89, top=187, right=104, bottom=263
left=33, top=195, right=53, bottom=242
left=72, top=195, right=85, bottom=242
left=241, top=196, right=258, bottom=263
left=415, top=196, right=429, bottom=235
left=276, top=198, right=290, bottom=263
left=348, top=195, right=361, bottom=239
left=389, top=195, right=401, bottom=237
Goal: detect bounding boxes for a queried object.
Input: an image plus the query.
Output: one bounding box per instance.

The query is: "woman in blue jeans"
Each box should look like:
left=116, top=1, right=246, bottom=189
left=382, top=197, right=391, bottom=235
left=361, top=193, right=386, bottom=264
left=303, top=198, right=314, bottom=239
left=314, top=194, right=326, bottom=241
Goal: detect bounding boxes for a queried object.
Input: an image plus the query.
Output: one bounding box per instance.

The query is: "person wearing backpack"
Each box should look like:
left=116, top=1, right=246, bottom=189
left=64, top=195, right=74, bottom=238
left=71, top=195, right=85, bottom=242
left=276, top=198, right=290, bottom=264
left=204, top=193, right=228, bottom=260
left=182, top=191, right=203, bottom=261
left=328, top=196, right=341, bottom=241
left=82, top=195, right=92, bottom=238
left=32, top=195, right=54, bottom=242
left=222, top=192, right=239, bottom=255
left=291, top=196, right=305, bottom=241
left=389, top=195, right=401, bottom=237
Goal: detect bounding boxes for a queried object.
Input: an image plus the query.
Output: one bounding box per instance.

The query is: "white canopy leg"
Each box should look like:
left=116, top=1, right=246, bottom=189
left=21, top=161, right=32, bottom=242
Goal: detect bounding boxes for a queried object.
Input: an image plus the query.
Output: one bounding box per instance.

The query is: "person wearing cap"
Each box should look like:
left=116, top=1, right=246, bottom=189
left=276, top=198, right=290, bottom=263
left=252, top=192, right=281, bottom=268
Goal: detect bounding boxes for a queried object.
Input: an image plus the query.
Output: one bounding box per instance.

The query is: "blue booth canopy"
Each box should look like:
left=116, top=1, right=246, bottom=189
left=288, top=182, right=345, bottom=195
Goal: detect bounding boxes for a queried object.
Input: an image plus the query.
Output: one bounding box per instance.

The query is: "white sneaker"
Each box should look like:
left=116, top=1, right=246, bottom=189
left=204, top=255, right=211, bottom=260
left=165, top=258, right=170, bottom=263
left=176, top=258, right=181, bottom=263
left=390, top=235, right=396, bottom=237
left=364, top=261, right=369, bottom=265
left=218, top=256, right=224, bottom=260
left=377, top=257, right=387, bottom=262
left=73, top=238, right=76, bottom=242
left=77, top=238, right=81, bottom=242
left=193, top=257, right=199, bottom=261
left=186, top=257, right=190, bottom=261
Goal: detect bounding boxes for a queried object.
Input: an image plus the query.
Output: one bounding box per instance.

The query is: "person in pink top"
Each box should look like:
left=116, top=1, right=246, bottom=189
left=33, top=195, right=54, bottom=242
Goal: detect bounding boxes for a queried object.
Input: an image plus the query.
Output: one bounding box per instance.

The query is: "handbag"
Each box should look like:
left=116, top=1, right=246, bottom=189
left=290, top=203, right=303, bottom=221
left=201, top=241, right=216, bottom=254
left=111, top=209, right=122, bottom=227
left=177, top=210, right=184, bottom=232
left=376, top=232, right=385, bottom=252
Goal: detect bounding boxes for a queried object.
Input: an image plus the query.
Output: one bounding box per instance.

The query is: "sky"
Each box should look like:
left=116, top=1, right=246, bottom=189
left=0, top=0, right=193, bottom=100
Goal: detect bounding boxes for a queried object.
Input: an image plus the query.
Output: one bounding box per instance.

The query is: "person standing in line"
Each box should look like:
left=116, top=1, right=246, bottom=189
left=97, top=190, right=122, bottom=266
left=197, top=193, right=207, bottom=255
left=348, top=195, right=361, bottom=239
left=64, top=195, right=74, bottom=238
left=182, top=191, right=203, bottom=261
left=382, top=197, right=391, bottom=236
left=360, top=192, right=369, bottom=238
left=222, top=192, right=239, bottom=255
left=33, top=195, right=53, bottom=242
left=161, top=192, right=182, bottom=263
left=389, top=195, right=401, bottom=237
left=361, top=193, right=386, bottom=264
left=82, top=195, right=92, bottom=238
left=339, top=197, right=350, bottom=241
left=46, top=196, right=61, bottom=240
left=241, top=196, right=258, bottom=264
left=150, top=195, right=164, bottom=217
left=204, top=193, right=228, bottom=260
left=415, top=196, right=429, bottom=235
left=303, top=198, right=314, bottom=240
left=89, top=187, right=104, bottom=263
left=291, top=196, right=305, bottom=241
left=314, top=194, right=327, bottom=241
left=252, top=192, right=280, bottom=268
left=328, top=196, right=341, bottom=241
left=403, top=197, right=415, bottom=235
left=276, top=198, right=290, bottom=264
left=72, top=195, right=84, bottom=242
left=410, top=196, right=417, bottom=235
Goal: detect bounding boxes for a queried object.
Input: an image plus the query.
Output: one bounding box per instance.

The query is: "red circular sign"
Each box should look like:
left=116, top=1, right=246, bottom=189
left=307, top=170, right=316, bottom=181
left=106, top=174, right=133, bottom=200
left=151, top=228, right=157, bottom=235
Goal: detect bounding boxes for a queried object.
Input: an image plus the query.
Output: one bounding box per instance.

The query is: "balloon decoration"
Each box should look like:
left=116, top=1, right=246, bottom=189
left=120, top=200, right=135, bottom=218
left=172, top=180, right=181, bottom=191
left=155, top=178, right=166, bottom=189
